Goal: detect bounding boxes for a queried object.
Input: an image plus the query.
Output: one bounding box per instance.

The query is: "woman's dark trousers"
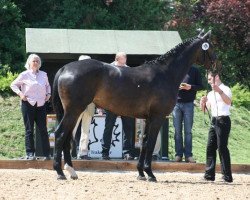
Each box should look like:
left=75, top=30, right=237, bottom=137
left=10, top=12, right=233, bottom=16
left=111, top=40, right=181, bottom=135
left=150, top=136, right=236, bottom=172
left=21, top=101, right=50, bottom=157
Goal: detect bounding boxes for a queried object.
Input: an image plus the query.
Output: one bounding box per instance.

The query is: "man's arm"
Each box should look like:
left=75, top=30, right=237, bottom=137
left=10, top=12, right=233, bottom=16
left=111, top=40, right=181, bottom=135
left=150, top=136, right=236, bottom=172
left=211, top=84, right=232, bottom=105
left=180, top=68, right=203, bottom=91
left=218, top=90, right=231, bottom=105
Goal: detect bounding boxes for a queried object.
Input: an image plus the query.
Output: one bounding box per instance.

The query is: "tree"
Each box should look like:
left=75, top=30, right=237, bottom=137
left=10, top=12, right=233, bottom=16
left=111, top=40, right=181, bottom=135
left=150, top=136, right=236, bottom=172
left=166, top=0, right=250, bottom=88
left=201, top=0, right=250, bottom=88
left=14, top=0, right=172, bottom=30
left=0, top=0, right=25, bottom=72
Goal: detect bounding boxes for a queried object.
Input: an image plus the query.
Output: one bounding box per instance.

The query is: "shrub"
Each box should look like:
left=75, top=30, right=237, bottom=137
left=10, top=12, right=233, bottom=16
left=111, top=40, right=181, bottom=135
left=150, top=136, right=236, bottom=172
left=0, top=71, right=18, bottom=95
left=231, top=84, right=250, bottom=109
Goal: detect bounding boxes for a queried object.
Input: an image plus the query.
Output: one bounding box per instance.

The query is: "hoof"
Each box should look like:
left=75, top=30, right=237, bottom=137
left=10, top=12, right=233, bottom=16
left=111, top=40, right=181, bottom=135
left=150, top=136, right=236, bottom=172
left=137, top=175, right=147, bottom=181
left=148, top=177, right=157, bottom=182
left=57, top=175, right=67, bottom=180
left=70, top=175, right=78, bottom=180
left=64, top=163, right=78, bottom=180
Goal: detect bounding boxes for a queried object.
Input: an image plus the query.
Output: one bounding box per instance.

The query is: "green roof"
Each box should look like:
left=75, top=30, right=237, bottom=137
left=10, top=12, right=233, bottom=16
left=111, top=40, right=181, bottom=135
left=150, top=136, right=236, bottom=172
left=25, top=28, right=182, bottom=55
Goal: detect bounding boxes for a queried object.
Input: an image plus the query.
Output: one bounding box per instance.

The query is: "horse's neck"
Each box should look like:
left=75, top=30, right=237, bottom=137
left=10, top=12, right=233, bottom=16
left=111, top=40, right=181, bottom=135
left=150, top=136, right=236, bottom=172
left=165, top=44, right=198, bottom=87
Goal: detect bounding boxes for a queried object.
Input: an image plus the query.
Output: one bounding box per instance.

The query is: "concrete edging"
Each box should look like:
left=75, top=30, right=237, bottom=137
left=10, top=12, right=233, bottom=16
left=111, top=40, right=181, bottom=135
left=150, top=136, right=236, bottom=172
left=0, top=160, right=249, bottom=174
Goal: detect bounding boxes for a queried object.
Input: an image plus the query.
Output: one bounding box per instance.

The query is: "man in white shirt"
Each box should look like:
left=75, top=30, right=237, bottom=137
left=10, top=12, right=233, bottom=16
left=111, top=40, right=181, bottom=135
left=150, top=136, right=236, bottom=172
left=200, top=70, right=233, bottom=183
left=72, top=55, right=95, bottom=160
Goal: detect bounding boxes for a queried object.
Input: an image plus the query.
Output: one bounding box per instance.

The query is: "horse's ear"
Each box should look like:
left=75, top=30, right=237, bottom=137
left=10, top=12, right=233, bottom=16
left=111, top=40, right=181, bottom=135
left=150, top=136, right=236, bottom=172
left=202, top=30, right=211, bottom=40
left=197, top=28, right=205, bottom=38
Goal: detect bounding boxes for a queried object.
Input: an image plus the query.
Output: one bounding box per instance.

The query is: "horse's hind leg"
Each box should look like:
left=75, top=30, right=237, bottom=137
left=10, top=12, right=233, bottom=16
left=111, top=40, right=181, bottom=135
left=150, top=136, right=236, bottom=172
left=143, top=116, right=164, bottom=182
left=54, top=110, right=82, bottom=180
left=63, top=134, right=78, bottom=180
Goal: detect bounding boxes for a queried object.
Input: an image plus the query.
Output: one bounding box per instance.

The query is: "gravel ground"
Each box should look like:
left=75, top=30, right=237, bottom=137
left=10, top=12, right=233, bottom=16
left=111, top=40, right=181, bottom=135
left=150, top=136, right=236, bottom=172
left=0, top=169, right=249, bottom=200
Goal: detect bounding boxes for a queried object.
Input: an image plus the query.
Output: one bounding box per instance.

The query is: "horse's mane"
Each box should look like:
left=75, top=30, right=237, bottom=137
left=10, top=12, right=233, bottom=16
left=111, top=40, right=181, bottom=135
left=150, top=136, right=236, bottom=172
left=144, top=36, right=198, bottom=65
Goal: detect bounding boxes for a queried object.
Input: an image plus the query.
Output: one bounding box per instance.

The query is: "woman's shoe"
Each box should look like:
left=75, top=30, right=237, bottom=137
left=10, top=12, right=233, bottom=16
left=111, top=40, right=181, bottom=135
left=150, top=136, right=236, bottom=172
left=26, top=153, right=36, bottom=160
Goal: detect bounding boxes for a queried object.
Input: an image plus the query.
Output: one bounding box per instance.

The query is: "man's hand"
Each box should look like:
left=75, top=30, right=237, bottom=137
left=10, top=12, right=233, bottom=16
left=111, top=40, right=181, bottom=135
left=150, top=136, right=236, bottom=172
left=210, top=83, right=222, bottom=93
left=179, top=83, right=191, bottom=90
left=200, top=96, right=207, bottom=111
left=200, top=96, right=207, bottom=104
left=19, top=92, right=27, bottom=101
left=97, top=108, right=104, bottom=115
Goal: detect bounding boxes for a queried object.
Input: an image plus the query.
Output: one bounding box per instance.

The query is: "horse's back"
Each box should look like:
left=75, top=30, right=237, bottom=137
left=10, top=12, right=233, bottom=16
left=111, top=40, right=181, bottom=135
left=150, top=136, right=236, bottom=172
left=63, top=59, right=104, bottom=73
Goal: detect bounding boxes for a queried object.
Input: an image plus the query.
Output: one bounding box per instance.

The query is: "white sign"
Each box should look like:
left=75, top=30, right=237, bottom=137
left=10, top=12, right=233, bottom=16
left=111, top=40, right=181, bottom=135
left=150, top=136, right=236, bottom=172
left=88, top=116, right=123, bottom=158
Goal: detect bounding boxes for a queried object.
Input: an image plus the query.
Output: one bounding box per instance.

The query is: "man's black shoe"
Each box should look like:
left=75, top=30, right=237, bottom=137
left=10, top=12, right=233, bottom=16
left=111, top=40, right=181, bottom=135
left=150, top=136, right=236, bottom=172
left=102, top=153, right=110, bottom=160
left=222, top=175, right=233, bottom=183
left=79, top=155, right=91, bottom=160
left=204, top=175, right=215, bottom=181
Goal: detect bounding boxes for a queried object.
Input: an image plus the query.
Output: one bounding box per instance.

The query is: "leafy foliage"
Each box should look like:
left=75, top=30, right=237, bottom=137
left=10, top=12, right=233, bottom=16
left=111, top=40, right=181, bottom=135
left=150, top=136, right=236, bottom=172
left=167, top=0, right=250, bottom=88
left=13, top=0, right=171, bottom=30
left=231, top=84, right=250, bottom=109
left=204, top=0, right=249, bottom=49
left=200, top=0, right=250, bottom=88
left=0, top=70, right=18, bottom=96
left=0, top=0, right=25, bottom=72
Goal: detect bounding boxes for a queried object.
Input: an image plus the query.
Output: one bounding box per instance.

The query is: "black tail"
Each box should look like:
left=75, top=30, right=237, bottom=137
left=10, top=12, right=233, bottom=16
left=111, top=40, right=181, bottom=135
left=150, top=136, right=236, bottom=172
left=52, top=67, right=65, bottom=123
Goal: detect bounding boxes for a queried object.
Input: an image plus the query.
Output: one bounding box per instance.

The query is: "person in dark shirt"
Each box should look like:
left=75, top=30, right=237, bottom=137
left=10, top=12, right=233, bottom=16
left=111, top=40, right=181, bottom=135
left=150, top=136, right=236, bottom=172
left=173, top=65, right=203, bottom=163
left=102, top=52, right=135, bottom=160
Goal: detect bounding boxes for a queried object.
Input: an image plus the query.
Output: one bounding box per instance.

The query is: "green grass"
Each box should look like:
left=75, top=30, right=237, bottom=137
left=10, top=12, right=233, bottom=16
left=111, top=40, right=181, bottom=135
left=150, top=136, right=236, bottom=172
left=0, top=96, right=250, bottom=164
left=0, top=96, right=25, bottom=158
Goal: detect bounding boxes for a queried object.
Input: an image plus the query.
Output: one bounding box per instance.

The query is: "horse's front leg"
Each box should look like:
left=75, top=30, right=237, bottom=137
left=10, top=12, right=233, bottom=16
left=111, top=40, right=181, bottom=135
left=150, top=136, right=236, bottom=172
left=137, top=145, right=147, bottom=180
left=137, top=121, right=150, bottom=181
left=143, top=117, right=164, bottom=182
left=143, top=148, right=156, bottom=182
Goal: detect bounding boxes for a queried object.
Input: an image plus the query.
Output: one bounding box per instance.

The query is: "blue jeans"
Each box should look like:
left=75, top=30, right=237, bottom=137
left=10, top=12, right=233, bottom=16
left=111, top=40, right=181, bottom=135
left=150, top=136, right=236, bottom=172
left=173, top=102, right=194, bottom=158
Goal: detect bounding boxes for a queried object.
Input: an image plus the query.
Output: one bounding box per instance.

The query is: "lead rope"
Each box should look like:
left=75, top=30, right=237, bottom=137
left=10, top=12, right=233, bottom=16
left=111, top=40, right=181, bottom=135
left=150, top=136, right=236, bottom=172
left=203, top=50, right=211, bottom=126
left=213, top=74, right=219, bottom=143
left=203, top=47, right=218, bottom=126
left=204, top=89, right=211, bottom=125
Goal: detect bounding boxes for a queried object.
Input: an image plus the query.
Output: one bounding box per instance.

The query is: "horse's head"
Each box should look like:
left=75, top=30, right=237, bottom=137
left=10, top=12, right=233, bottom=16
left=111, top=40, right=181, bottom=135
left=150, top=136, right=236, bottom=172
left=194, top=30, right=218, bottom=72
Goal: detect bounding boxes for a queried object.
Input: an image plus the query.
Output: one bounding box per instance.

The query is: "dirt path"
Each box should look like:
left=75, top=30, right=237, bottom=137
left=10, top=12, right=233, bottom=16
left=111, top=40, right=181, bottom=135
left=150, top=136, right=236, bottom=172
left=0, top=169, right=249, bottom=200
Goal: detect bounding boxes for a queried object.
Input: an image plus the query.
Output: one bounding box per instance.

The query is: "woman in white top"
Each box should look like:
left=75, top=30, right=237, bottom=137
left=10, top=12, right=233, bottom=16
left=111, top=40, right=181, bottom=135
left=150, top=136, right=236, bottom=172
left=200, top=70, right=233, bottom=183
left=10, top=54, right=51, bottom=160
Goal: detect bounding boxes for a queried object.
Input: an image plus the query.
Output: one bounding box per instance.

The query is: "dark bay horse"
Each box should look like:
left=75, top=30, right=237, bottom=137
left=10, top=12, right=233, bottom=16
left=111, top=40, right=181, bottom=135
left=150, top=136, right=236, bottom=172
left=52, top=30, right=217, bottom=181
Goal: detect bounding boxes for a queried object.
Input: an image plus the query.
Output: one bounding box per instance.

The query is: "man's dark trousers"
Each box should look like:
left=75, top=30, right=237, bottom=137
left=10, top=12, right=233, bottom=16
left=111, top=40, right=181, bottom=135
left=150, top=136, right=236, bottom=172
left=102, top=111, right=135, bottom=156
left=205, top=116, right=232, bottom=181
